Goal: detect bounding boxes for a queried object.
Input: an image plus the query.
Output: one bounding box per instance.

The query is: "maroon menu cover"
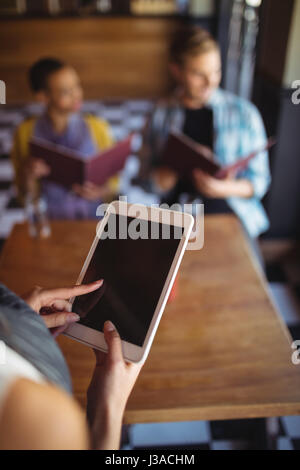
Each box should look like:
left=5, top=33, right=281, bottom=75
left=30, top=135, right=133, bottom=188
left=162, top=131, right=220, bottom=177
left=216, top=137, right=276, bottom=178
left=162, top=131, right=275, bottom=179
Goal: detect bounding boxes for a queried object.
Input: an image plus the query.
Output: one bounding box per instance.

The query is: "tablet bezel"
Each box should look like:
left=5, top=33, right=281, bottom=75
left=63, top=200, right=194, bottom=363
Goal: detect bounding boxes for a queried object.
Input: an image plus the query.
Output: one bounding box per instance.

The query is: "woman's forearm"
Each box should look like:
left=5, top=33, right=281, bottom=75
left=89, top=404, right=123, bottom=450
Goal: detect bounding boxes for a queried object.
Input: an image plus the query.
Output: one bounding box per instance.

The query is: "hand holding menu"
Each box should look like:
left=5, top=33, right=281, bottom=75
left=30, top=134, right=133, bottom=188
left=161, top=131, right=275, bottom=179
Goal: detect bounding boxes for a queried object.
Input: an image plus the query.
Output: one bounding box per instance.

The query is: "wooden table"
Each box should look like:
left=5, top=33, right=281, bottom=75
left=0, top=215, right=300, bottom=425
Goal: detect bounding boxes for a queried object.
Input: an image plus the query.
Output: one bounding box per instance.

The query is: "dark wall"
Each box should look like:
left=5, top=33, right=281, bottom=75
left=266, top=91, right=300, bottom=238
left=253, top=0, right=300, bottom=239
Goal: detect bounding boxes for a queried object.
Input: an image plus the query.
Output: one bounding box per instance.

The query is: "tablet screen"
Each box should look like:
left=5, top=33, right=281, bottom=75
left=72, top=213, right=183, bottom=347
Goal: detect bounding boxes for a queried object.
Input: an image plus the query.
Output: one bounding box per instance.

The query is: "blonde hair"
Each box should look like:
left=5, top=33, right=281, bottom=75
left=170, top=26, right=220, bottom=65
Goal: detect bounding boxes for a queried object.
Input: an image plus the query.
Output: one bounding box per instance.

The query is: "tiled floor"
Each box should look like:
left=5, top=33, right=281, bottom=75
left=0, top=100, right=300, bottom=450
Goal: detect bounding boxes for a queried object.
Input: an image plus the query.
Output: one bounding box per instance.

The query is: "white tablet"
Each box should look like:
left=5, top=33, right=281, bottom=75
left=64, top=200, right=194, bottom=363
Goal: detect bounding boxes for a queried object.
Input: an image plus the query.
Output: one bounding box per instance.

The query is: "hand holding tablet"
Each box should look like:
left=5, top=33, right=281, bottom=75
left=64, top=200, right=194, bottom=363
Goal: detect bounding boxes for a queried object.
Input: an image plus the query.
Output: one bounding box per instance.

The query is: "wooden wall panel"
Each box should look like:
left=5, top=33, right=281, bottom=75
left=0, top=17, right=181, bottom=103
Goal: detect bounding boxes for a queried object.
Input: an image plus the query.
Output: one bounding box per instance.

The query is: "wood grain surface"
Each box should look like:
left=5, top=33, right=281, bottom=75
left=0, top=215, right=299, bottom=423
left=0, top=17, right=179, bottom=103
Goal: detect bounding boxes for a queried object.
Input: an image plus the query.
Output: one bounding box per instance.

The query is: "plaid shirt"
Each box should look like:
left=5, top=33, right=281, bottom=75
left=145, top=88, right=271, bottom=237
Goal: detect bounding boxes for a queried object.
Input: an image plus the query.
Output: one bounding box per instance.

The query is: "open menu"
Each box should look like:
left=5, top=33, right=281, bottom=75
left=161, top=131, right=275, bottom=179
left=30, top=134, right=133, bottom=188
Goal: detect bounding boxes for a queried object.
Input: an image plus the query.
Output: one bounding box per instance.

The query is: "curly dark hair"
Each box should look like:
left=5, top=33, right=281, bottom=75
left=28, top=57, right=66, bottom=93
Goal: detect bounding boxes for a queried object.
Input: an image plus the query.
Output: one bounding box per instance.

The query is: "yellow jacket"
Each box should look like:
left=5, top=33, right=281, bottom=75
left=10, top=114, right=119, bottom=204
